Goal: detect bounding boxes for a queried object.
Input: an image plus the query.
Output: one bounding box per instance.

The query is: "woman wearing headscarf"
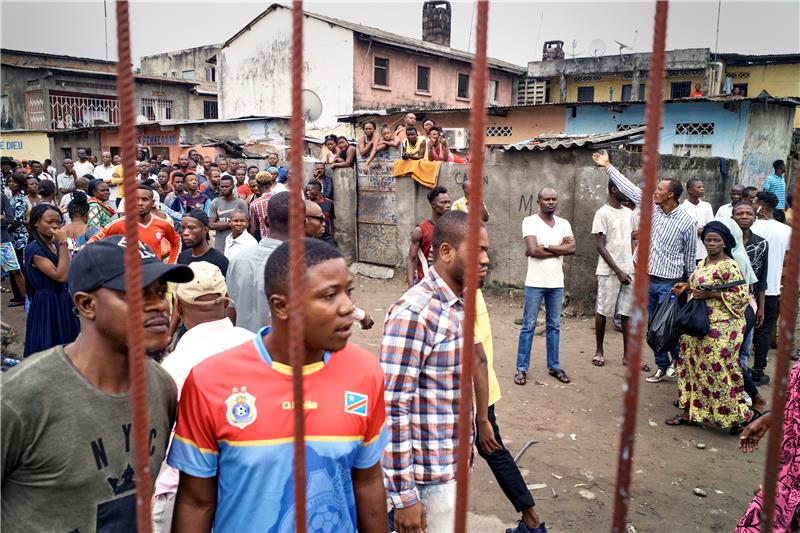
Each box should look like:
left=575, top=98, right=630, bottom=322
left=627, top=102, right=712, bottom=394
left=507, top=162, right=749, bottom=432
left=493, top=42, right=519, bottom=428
left=666, top=220, right=756, bottom=430
left=87, top=179, right=116, bottom=229
left=23, top=204, right=79, bottom=357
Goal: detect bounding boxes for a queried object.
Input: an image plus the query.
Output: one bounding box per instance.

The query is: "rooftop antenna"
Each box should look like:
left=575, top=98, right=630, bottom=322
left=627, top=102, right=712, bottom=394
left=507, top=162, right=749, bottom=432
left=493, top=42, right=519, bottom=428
left=589, top=38, right=607, bottom=59
left=615, top=40, right=633, bottom=59
left=567, top=39, right=584, bottom=61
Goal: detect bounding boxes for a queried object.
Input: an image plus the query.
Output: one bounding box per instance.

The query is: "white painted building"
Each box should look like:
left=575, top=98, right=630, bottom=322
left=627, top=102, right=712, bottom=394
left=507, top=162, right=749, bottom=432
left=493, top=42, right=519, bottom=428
left=214, top=3, right=524, bottom=132
left=216, top=6, right=353, bottom=130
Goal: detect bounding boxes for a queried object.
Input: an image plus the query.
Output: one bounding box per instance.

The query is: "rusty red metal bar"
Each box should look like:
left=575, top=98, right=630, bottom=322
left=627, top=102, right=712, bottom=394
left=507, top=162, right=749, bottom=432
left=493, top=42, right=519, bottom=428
left=610, top=2, right=669, bottom=531
left=289, top=2, right=308, bottom=532
left=453, top=2, right=489, bottom=532
left=115, top=2, right=152, bottom=531
left=760, top=156, right=800, bottom=531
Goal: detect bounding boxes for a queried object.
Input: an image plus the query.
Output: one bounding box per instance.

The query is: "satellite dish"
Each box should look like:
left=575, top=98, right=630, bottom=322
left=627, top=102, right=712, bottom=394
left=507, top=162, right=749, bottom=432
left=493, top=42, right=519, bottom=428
left=302, top=89, right=323, bottom=122
left=589, top=38, right=606, bottom=58
left=568, top=39, right=584, bottom=61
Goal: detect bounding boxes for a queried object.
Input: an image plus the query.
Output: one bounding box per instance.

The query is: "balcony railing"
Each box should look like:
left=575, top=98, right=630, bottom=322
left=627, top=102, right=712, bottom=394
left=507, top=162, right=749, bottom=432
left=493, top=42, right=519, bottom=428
left=49, top=94, right=120, bottom=130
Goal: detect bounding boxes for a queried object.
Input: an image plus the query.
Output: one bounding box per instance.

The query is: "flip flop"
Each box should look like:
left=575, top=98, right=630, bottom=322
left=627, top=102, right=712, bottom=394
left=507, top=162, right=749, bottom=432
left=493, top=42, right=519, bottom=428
left=665, top=414, right=698, bottom=426
left=514, top=371, right=526, bottom=386
left=592, top=354, right=605, bottom=367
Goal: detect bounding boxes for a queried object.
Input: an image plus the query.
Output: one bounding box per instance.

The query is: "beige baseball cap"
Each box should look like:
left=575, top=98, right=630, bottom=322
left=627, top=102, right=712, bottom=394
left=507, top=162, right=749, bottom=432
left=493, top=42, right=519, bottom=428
left=175, top=261, right=231, bottom=306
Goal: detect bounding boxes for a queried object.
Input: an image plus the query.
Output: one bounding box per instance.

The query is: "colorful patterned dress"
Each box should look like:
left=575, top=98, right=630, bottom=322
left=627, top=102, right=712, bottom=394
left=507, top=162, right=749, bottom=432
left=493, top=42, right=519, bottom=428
left=87, top=198, right=116, bottom=229
left=676, top=258, right=750, bottom=429
left=736, top=363, right=800, bottom=532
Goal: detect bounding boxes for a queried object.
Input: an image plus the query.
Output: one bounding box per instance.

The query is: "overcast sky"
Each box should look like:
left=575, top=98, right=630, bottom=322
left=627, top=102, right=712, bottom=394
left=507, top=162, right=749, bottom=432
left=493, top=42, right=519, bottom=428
left=2, top=1, right=798, bottom=67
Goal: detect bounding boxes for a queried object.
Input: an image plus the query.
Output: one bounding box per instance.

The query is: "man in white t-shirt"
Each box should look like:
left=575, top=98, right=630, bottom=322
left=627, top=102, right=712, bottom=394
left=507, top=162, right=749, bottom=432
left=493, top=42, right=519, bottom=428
left=93, top=151, right=117, bottom=202
left=591, top=180, right=638, bottom=368
left=73, top=149, right=95, bottom=177
left=681, top=178, right=715, bottom=261
left=515, top=188, right=575, bottom=385
left=152, top=261, right=255, bottom=532
left=715, top=183, right=744, bottom=220
left=750, top=191, right=791, bottom=385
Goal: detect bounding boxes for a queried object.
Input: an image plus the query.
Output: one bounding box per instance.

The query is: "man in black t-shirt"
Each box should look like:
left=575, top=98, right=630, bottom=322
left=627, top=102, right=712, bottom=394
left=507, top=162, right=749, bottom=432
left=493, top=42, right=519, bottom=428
left=177, top=209, right=229, bottom=276
left=305, top=180, right=336, bottom=246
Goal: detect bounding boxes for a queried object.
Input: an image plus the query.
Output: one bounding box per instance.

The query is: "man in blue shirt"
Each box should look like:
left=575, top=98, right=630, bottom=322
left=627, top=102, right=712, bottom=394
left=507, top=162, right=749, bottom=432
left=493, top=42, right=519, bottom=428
left=762, top=159, right=786, bottom=210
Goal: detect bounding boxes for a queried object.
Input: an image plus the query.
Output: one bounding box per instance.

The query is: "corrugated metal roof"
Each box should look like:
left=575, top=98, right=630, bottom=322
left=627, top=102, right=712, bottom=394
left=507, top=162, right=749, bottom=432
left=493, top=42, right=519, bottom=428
left=500, top=126, right=647, bottom=151
left=338, top=90, right=800, bottom=122
left=159, top=115, right=289, bottom=126
left=221, top=3, right=526, bottom=74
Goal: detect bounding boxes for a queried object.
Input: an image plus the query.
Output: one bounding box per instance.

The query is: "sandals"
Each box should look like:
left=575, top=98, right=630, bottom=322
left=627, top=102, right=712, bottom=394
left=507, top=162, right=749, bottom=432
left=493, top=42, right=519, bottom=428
left=665, top=414, right=698, bottom=426
left=730, top=409, right=765, bottom=435
left=592, top=354, right=605, bottom=367
left=549, top=368, right=571, bottom=383
left=514, top=371, right=527, bottom=385
left=621, top=359, right=651, bottom=373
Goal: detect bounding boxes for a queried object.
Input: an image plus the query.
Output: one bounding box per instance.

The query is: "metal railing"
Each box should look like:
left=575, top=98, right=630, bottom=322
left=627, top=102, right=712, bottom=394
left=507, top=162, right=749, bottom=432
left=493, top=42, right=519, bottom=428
left=49, top=94, right=120, bottom=129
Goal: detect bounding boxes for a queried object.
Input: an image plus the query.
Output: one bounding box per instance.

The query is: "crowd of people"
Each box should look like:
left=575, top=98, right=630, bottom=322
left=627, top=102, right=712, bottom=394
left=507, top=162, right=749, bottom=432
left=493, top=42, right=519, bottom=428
left=0, top=140, right=796, bottom=532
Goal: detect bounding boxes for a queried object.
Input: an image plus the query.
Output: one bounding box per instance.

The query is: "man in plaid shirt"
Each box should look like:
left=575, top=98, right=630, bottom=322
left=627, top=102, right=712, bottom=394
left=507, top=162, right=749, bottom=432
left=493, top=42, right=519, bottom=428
left=381, top=211, right=490, bottom=533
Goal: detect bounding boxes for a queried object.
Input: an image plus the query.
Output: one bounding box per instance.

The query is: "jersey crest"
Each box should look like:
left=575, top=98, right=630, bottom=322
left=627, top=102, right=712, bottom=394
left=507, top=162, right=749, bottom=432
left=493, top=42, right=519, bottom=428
left=225, top=386, right=257, bottom=429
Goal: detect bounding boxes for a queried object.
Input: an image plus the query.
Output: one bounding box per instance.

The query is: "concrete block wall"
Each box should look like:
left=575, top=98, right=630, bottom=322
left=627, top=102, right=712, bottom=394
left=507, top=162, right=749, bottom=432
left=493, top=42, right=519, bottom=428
left=331, top=149, right=738, bottom=314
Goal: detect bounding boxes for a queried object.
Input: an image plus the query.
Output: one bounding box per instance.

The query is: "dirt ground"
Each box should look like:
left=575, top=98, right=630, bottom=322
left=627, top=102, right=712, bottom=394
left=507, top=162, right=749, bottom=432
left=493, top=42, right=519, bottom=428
left=1, top=274, right=775, bottom=532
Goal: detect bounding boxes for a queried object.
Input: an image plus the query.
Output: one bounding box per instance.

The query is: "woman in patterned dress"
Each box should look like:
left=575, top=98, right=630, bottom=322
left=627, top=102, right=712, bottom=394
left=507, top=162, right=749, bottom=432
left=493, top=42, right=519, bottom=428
left=666, top=221, right=756, bottom=430
left=87, top=179, right=116, bottom=229
left=736, top=363, right=797, bottom=532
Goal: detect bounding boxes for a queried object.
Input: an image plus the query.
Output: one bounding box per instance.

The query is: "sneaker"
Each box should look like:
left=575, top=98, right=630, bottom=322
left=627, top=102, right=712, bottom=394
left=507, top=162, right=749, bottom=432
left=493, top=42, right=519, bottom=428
left=665, top=361, right=678, bottom=378
left=646, top=368, right=667, bottom=383
left=506, top=520, right=548, bottom=533
left=751, top=371, right=771, bottom=386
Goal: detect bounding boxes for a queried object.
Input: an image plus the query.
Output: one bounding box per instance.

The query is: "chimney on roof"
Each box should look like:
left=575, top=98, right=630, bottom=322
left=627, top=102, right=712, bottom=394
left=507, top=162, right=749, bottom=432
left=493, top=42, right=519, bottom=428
left=422, top=1, right=451, bottom=48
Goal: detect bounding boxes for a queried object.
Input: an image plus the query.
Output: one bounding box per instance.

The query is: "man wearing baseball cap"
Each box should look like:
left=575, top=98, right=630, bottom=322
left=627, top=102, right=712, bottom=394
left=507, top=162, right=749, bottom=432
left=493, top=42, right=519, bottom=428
left=1, top=235, right=193, bottom=532
left=152, top=261, right=255, bottom=532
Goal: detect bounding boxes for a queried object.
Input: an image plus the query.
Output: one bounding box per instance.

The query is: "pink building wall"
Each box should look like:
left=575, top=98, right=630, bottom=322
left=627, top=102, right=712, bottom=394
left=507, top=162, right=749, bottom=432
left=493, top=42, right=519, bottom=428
left=352, top=40, right=517, bottom=111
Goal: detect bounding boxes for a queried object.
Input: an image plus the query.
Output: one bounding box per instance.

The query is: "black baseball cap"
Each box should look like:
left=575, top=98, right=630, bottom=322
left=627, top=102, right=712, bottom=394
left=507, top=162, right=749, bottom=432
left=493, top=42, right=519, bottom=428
left=68, top=235, right=193, bottom=296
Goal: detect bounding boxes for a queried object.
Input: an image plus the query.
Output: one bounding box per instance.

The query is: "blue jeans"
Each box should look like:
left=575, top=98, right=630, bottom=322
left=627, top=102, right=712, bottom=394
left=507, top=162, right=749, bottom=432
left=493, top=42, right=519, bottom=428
left=647, top=278, right=680, bottom=370
left=516, top=287, right=564, bottom=371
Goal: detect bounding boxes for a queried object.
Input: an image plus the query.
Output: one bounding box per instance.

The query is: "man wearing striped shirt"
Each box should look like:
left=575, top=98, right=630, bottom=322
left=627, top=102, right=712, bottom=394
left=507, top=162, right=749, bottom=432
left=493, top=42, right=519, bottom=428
left=381, top=211, right=490, bottom=533
left=593, top=151, right=697, bottom=383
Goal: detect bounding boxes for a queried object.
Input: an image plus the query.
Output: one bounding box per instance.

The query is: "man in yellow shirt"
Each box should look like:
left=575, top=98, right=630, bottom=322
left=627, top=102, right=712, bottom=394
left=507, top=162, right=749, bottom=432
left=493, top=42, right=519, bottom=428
left=474, top=289, right=546, bottom=533
left=451, top=177, right=489, bottom=222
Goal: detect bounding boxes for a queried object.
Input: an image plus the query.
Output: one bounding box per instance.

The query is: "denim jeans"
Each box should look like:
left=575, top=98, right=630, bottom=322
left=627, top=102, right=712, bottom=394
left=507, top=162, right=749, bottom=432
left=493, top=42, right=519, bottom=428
left=516, top=287, right=564, bottom=371
left=647, top=277, right=681, bottom=370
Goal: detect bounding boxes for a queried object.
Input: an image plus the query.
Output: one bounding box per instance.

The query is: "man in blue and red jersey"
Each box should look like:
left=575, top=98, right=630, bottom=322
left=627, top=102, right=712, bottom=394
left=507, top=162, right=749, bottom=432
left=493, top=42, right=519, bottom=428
left=168, top=238, right=388, bottom=533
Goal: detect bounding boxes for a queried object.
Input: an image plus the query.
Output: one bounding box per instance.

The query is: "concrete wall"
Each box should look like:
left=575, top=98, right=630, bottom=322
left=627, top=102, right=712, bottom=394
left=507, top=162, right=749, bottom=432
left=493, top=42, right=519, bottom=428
left=135, top=81, right=192, bottom=122
left=739, top=102, right=796, bottom=186
left=1, top=65, right=36, bottom=130
left=335, top=148, right=738, bottom=314
left=140, top=44, right=221, bottom=80
left=565, top=100, right=752, bottom=160
left=352, top=40, right=516, bottom=110
left=50, top=129, right=102, bottom=170
left=0, top=131, right=53, bottom=162
left=218, top=9, right=354, bottom=130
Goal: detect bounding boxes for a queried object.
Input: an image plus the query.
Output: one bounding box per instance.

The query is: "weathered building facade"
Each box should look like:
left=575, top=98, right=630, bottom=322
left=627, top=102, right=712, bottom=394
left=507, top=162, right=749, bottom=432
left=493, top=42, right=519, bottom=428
left=215, top=2, right=524, bottom=130
left=139, top=44, right=221, bottom=120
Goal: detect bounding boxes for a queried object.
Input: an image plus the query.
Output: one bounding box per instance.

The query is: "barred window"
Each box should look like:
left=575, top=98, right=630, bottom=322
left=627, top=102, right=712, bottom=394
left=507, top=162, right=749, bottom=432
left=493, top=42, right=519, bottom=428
left=141, top=98, right=173, bottom=121
left=675, top=122, right=715, bottom=135
left=486, top=126, right=512, bottom=137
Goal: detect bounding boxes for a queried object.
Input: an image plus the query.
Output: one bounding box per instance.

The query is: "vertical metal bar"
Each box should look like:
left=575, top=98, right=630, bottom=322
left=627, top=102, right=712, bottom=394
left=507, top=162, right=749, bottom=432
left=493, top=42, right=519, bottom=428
left=761, top=158, right=800, bottom=531
left=610, top=2, right=669, bottom=532
left=289, top=2, right=307, bottom=532
left=453, top=1, right=489, bottom=532
left=115, top=2, right=152, bottom=532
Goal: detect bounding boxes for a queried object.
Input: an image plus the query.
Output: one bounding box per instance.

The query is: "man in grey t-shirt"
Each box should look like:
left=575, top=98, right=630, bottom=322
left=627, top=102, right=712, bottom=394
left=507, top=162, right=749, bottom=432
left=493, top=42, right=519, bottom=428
left=209, top=174, right=248, bottom=252
left=226, top=191, right=296, bottom=332
left=1, top=236, right=193, bottom=532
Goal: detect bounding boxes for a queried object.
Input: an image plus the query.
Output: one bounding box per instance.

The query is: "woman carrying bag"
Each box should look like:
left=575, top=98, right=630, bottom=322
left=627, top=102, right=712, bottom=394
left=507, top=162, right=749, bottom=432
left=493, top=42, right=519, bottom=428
left=666, top=221, right=759, bottom=431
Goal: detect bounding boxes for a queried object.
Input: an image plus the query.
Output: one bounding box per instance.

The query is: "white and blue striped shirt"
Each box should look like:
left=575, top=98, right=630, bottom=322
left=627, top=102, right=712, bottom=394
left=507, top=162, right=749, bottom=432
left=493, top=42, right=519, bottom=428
left=606, top=165, right=697, bottom=280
